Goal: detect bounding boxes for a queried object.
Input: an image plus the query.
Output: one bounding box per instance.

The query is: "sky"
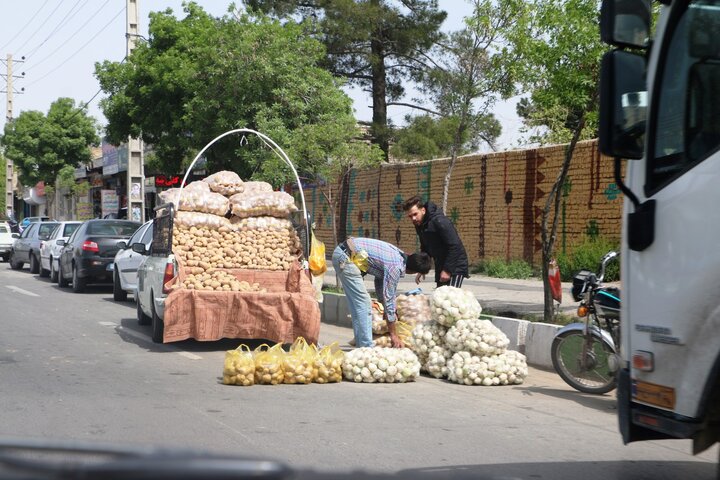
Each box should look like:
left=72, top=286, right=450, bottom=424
left=0, top=0, right=524, bottom=152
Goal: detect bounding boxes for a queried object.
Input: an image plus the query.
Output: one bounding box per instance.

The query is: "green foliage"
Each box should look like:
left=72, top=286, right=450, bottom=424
left=247, top=0, right=447, bottom=158
left=73, top=181, right=90, bottom=198
left=96, top=4, right=370, bottom=185
left=1, top=98, right=98, bottom=186
left=556, top=235, right=620, bottom=282
left=391, top=115, right=459, bottom=160
left=472, top=258, right=533, bottom=279
left=484, top=0, right=608, bottom=144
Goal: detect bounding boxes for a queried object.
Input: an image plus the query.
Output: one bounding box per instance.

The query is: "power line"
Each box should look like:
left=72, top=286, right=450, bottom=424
left=26, top=0, right=88, bottom=58
left=25, top=0, right=113, bottom=73
left=14, top=1, right=65, bottom=54
left=0, top=0, right=50, bottom=52
left=25, top=5, right=125, bottom=89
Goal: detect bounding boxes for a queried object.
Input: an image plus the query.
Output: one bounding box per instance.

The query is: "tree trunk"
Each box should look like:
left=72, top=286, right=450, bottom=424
left=370, top=10, right=389, bottom=161
left=541, top=116, right=586, bottom=322
left=442, top=126, right=465, bottom=212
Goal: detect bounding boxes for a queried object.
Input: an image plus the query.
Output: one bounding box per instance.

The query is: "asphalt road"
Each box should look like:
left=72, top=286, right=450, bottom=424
left=0, top=263, right=717, bottom=479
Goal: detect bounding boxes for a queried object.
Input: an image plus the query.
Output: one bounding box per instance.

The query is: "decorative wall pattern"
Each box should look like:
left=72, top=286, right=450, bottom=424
left=301, top=139, right=622, bottom=267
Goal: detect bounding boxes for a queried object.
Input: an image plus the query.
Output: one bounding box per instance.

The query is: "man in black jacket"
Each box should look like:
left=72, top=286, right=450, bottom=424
left=403, top=195, right=469, bottom=288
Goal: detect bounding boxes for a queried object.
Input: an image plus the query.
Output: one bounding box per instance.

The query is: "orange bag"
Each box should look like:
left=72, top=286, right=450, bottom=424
left=309, top=230, right=326, bottom=276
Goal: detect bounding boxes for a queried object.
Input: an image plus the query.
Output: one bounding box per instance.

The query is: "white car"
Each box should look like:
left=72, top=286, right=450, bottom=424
left=0, top=221, right=14, bottom=262
left=112, top=220, right=153, bottom=302
left=40, top=221, right=81, bottom=281
left=136, top=208, right=177, bottom=343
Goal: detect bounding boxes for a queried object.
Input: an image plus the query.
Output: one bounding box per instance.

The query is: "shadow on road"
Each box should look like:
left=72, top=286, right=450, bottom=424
left=115, top=317, right=275, bottom=353
left=388, top=460, right=716, bottom=480
left=519, top=384, right=617, bottom=412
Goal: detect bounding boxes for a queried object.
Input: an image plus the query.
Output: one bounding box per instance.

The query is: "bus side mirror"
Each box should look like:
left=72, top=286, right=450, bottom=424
left=599, top=50, right=647, bottom=159
left=601, top=0, right=651, bottom=49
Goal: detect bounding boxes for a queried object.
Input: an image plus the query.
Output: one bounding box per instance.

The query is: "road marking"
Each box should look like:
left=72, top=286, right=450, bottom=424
left=99, top=321, right=117, bottom=327
left=177, top=351, right=202, bottom=360
left=6, top=286, right=39, bottom=297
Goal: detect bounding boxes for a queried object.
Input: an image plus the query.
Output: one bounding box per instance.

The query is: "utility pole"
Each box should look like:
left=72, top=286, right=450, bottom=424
left=1, top=54, right=25, bottom=219
left=126, top=0, right=145, bottom=223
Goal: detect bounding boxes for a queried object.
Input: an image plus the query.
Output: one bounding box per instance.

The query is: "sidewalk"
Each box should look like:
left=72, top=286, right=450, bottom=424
left=323, top=265, right=579, bottom=318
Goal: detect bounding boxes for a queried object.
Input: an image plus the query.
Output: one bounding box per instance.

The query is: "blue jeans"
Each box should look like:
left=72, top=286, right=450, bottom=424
left=332, top=245, right=374, bottom=347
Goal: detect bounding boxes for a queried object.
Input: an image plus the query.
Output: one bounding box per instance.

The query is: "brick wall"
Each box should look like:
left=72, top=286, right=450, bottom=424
left=300, top=139, right=622, bottom=267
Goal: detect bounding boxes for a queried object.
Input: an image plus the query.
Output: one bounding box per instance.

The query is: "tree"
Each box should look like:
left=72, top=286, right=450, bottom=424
left=408, top=2, right=514, bottom=210
left=1, top=98, right=99, bottom=187
left=246, top=0, right=447, bottom=160
left=303, top=130, right=382, bottom=250
left=391, top=115, right=459, bottom=161
left=96, top=4, right=367, bottom=187
left=484, top=0, right=607, bottom=322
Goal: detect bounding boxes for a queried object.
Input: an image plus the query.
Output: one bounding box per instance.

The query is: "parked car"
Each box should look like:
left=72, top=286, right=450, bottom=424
left=19, top=216, right=51, bottom=232
left=39, top=221, right=82, bottom=281
left=57, top=219, right=141, bottom=293
left=9, top=221, right=59, bottom=273
left=0, top=221, right=15, bottom=262
left=112, top=220, right=153, bottom=301
left=136, top=206, right=176, bottom=342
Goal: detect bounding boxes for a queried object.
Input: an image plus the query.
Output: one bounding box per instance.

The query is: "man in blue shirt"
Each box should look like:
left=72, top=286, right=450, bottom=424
left=332, top=238, right=431, bottom=348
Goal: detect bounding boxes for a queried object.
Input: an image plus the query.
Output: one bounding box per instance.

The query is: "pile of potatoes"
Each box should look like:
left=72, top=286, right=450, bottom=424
left=180, top=270, right=267, bottom=292
left=166, top=171, right=304, bottom=288
left=172, top=222, right=302, bottom=273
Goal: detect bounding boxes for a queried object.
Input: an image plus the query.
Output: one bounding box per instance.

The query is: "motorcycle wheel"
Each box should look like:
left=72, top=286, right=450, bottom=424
left=551, top=330, right=617, bottom=394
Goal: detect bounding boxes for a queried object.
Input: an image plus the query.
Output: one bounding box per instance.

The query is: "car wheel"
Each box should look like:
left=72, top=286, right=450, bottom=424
left=113, top=268, right=128, bottom=302
left=29, top=253, right=40, bottom=274
left=49, top=258, right=58, bottom=283
left=151, top=297, right=164, bottom=343
left=9, top=252, right=23, bottom=270
left=58, top=262, right=69, bottom=288
left=72, top=264, right=86, bottom=293
left=136, top=293, right=151, bottom=326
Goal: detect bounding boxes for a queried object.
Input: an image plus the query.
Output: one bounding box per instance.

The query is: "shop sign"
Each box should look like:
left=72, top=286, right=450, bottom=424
left=155, top=175, right=182, bottom=188
left=101, top=189, right=119, bottom=218
left=76, top=200, right=93, bottom=220
left=102, top=141, right=129, bottom=175
left=144, top=176, right=156, bottom=193
left=89, top=173, right=104, bottom=188
left=74, top=165, right=88, bottom=179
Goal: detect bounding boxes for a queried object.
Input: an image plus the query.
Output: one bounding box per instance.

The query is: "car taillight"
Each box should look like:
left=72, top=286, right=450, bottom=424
left=162, top=261, right=176, bottom=295
left=82, top=241, right=99, bottom=252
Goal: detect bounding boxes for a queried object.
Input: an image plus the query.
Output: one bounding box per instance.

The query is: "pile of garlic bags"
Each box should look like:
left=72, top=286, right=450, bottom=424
left=408, top=286, right=528, bottom=386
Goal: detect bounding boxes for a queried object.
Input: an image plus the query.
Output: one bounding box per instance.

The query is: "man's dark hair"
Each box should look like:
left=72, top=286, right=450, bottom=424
left=406, top=252, right=432, bottom=274
left=402, top=195, right=424, bottom=212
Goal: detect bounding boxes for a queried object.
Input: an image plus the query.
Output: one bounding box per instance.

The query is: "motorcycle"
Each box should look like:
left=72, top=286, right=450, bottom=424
left=551, top=251, right=621, bottom=394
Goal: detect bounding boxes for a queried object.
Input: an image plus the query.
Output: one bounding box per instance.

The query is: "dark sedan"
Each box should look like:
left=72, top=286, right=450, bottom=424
left=57, top=219, right=141, bottom=293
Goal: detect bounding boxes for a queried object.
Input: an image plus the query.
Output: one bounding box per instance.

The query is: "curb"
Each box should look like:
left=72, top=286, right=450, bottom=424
left=319, top=292, right=561, bottom=370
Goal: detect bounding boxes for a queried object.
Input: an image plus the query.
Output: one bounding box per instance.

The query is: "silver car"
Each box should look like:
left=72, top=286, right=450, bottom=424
left=9, top=221, right=59, bottom=273
left=40, top=221, right=81, bottom=281
left=135, top=207, right=176, bottom=343
left=112, top=220, right=153, bottom=301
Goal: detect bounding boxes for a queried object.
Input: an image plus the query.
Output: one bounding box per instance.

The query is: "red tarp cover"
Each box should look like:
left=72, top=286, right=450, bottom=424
left=163, top=262, right=320, bottom=344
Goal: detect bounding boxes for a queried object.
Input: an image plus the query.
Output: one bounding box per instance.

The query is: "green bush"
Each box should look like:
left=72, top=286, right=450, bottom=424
left=556, top=236, right=620, bottom=282
left=472, top=258, right=533, bottom=279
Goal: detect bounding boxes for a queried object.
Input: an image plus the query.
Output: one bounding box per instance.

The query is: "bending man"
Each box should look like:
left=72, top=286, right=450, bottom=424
left=332, top=237, right=431, bottom=348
